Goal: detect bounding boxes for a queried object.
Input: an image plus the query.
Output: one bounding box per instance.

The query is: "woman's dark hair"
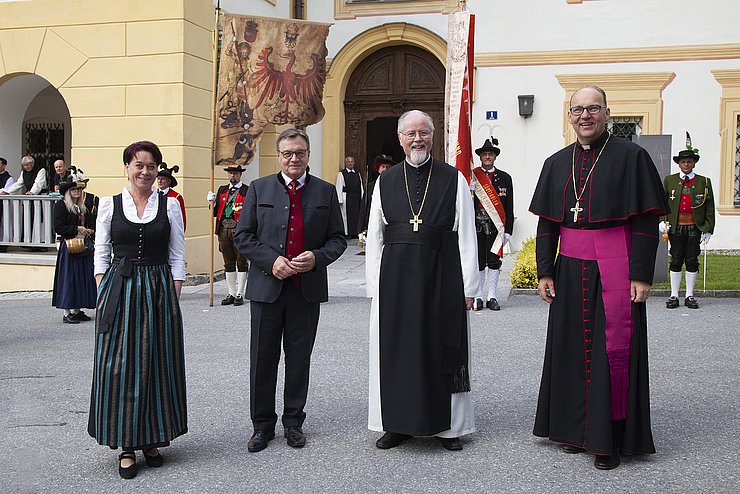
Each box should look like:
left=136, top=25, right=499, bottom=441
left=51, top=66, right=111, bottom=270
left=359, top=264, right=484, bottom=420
left=122, top=141, right=163, bottom=165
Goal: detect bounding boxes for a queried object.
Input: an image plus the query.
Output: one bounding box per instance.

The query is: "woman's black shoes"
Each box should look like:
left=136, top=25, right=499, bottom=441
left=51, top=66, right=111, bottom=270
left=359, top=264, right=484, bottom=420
left=62, top=314, right=80, bottom=324
left=144, top=448, right=164, bottom=467
left=118, top=452, right=137, bottom=479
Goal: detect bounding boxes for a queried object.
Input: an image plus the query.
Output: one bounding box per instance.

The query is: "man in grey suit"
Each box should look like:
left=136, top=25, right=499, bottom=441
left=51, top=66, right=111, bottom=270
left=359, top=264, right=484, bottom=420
left=235, top=128, right=347, bottom=452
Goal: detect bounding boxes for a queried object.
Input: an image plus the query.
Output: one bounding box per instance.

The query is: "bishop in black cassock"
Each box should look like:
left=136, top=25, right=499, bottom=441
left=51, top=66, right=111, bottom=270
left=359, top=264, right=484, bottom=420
left=365, top=110, right=477, bottom=451
left=529, top=86, right=669, bottom=470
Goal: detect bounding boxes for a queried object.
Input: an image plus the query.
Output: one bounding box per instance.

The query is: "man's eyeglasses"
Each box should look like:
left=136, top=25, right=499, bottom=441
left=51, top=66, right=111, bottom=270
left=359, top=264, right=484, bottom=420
left=280, top=150, right=308, bottom=160
left=400, top=130, right=432, bottom=139
left=569, top=105, right=605, bottom=116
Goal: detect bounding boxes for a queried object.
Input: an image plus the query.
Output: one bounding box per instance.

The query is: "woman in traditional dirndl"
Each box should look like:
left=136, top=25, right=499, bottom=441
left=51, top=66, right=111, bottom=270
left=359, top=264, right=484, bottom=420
left=88, top=141, right=187, bottom=479
left=52, top=170, right=97, bottom=323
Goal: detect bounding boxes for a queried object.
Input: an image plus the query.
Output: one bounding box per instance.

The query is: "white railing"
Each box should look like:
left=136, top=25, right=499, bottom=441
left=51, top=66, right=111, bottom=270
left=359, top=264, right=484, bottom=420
left=0, top=195, right=60, bottom=248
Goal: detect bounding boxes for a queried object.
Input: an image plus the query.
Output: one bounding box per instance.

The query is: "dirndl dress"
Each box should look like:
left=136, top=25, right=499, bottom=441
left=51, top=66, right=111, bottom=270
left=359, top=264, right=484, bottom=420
left=88, top=193, right=187, bottom=449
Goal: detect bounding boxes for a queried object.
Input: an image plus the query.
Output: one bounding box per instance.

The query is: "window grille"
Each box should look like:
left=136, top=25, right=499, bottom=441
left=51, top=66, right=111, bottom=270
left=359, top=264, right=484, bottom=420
left=25, top=122, right=65, bottom=181
left=734, top=115, right=740, bottom=206
left=608, top=116, right=643, bottom=140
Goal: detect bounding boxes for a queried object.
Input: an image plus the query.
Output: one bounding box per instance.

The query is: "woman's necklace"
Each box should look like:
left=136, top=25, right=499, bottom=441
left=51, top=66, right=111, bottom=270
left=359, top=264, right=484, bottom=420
left=403, top=160, right=433, bottom=232
left=570, top=132, right=611, bottom=222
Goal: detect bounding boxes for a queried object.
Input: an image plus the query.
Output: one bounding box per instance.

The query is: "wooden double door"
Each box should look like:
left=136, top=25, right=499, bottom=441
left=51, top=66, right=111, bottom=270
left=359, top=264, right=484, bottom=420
left=344, top=45, right=446, bottom=184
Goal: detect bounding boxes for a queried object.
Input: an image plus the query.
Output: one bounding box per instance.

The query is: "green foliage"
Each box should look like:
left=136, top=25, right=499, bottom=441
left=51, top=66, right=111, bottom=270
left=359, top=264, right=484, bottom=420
left=653, top=254, right=740, bottom=290
left=510, top=236, right=539, bottom=289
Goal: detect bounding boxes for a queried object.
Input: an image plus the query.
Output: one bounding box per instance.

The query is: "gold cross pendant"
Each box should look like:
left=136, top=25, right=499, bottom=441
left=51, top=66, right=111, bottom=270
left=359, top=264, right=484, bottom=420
left=409, top=214, right=423, bottom=232
left=570, top=201, right=583, bottom=222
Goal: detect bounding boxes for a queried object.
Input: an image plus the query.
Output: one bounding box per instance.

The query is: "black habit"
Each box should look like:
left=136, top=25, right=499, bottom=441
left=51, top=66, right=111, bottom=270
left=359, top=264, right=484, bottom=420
left=340, top=168, right=362, bottom=236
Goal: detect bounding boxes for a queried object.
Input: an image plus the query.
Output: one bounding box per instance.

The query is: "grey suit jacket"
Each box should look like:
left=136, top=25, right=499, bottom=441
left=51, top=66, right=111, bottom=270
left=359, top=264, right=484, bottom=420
left=234, top=172, right=347, bottom=304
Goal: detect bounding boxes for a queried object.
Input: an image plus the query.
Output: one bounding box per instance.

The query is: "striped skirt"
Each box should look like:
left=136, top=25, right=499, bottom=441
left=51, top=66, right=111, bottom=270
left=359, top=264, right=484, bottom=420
left=88, top=262, right=188, bottom=449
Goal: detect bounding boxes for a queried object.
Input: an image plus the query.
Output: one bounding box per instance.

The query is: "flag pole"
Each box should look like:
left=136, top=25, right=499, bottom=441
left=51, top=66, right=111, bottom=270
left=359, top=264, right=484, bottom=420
left=209, top=5, right=221, bottom=307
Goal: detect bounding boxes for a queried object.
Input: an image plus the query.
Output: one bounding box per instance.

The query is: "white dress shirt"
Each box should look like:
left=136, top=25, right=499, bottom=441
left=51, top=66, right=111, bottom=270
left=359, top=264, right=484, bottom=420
left=94, top=187, right=186, bottom=280
left=6, top=168, right=47, bottom=195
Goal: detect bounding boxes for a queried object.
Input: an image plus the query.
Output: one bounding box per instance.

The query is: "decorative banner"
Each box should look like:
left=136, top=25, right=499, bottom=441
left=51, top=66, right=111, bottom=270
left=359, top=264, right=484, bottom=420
left=444, top=9, right=475, bottom=183
left=472, top=167, right=506, bottom=256
left=215, top=14, right=330, bottom=168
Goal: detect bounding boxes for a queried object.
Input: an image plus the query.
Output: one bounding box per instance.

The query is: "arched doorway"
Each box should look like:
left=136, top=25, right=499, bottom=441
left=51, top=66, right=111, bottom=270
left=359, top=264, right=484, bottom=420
left=0, top=74, right=71, bottom=181
left=344, top=45, right=446, bottom=184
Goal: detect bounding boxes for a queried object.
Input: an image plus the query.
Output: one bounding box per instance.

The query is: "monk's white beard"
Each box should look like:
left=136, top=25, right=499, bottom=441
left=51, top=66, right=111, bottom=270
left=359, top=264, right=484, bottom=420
left=408, top=149, right=429, bottom=165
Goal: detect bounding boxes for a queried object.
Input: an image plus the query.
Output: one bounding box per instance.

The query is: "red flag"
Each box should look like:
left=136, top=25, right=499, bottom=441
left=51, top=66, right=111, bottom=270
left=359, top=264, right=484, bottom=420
left=446, top=11, right=475, bottom=183
left=455, top=14, right=474, bottom=183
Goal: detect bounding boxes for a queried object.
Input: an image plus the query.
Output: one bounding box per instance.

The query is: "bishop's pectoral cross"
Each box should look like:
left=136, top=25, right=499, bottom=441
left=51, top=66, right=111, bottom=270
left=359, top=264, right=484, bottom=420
left=570, top=201, right=583, bottom=222
left=409, top=214, right=423, bottom=232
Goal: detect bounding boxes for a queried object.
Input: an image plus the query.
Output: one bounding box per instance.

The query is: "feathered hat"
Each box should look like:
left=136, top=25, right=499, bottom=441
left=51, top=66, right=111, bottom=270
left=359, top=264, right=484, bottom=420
left=475, top=137, right=500, bottom=156
left=157, top=162, right=180, bottom=188
left=673, top=132, right=700, bottom=163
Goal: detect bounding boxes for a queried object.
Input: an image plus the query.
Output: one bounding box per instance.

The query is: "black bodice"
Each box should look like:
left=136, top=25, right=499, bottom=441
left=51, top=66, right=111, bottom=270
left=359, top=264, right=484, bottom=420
left=111, top=192, right=170, bottom=265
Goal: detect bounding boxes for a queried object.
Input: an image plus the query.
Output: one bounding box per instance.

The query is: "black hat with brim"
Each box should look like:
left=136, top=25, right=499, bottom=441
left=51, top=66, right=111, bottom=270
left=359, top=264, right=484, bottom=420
left=373, top=154, right=395, bottom=171
left=223, top=164, right=246, bottom=173
left=475, top=138, right=500, bottom=156
left=157, top=162, right=179, bottom=188
left=673, top=149, right=700, bottom=164
left=59, top=177, right=80, bottom=196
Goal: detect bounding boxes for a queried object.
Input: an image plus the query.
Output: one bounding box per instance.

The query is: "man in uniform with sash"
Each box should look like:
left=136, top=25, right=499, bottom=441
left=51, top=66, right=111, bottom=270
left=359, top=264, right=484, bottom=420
left=529, top=86, right=668, bottom=470
left=471, top=138, right=514, bottom=311
left=660, top=134, right=715, bottom=309
left=208, top=164, right=249, bottom=306
left=365, top=110, right=478, bottom=451
left=157, top=162, right=187, bottom=231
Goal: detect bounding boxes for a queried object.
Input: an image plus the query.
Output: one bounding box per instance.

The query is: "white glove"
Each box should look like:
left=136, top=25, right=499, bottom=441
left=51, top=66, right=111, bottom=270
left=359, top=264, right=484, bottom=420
left=503, top=233, right=511, bottom=245
left=207, top=191, right=216, bottom=202
left=701, top=232, right=712, bottom=244
left=658, top=221, right=667, bottom=234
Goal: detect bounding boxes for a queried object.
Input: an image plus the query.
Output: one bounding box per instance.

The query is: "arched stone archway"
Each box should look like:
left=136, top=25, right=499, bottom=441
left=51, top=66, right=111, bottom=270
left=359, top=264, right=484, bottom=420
left=343, top=45, right=446, bottom=185
left=0, top=74, right=71, bottom=181
left=322, top=23, right=446, bottom=182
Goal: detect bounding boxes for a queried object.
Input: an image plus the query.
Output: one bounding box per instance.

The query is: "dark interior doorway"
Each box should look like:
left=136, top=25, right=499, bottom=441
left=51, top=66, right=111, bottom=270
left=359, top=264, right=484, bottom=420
left=344, top=44, right=445, bottom=186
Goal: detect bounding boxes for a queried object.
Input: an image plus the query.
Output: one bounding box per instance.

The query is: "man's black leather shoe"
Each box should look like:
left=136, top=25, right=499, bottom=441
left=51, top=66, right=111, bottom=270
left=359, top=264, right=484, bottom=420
left=685, top=296, right=699, bottom=309
left=594, top=453, right=621, bottom=470
left=284, top=427, right=306, bottom=448
left=221, top=295, right=235, bottom=306
left=560, top=444, right=586, bottom=454
left=473, top=298, right=483, bottom=311
left=234, top=295, right=244, bottom=306
left=666, top=296, right=679, bottom=309
left=375, top=432, right=411, bottom=449
left=438, top=437, right=463, bottom=451
left=486, top=298, right=501, bottom=311
left=247, top=430, right=275, bottom=452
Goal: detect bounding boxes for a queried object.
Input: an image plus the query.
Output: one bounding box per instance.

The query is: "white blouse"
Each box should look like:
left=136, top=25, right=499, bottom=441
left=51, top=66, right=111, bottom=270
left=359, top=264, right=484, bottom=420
left=94, top=187, right=186, bottom=280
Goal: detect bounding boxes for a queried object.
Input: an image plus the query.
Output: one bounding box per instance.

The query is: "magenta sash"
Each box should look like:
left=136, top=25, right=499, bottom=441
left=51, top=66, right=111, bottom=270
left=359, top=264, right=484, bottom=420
left=559, top=225, right=632, bottom=421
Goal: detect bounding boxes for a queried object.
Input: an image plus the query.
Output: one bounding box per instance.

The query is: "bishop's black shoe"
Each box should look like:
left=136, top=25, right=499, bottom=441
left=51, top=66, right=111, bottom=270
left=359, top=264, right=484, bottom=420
left=560, top=444, right=586, bottom=454
left=486, top=298, right=501, bottom=311
left=375, top=432, right=411, bottom=450
left=594, top=453, right=621, bottom=470
left=221, top=295, right=235, bottom=306
left=684, top=296, right=699, bottom=309
left=247, top=429, right=275, bottom=452
left=284, top=427, right=306, bottom=448
left=437, top=437, right=463, bottom=451
left=666, top=296, right=679, bottom=309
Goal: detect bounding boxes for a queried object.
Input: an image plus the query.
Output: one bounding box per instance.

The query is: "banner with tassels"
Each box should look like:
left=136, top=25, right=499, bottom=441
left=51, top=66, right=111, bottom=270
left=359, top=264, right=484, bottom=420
left=214, top=14, right=330, bottom=168
left=444, top=8, right=475, bottom=183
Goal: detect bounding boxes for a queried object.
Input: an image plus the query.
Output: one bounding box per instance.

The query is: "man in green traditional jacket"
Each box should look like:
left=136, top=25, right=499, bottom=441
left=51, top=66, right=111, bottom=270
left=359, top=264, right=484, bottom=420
left=660, top=137, right=715, bottom=309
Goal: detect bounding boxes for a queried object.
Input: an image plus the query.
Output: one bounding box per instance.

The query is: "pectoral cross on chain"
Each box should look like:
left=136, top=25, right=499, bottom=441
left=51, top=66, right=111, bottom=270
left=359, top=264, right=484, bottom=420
left=409, top=214, right=423, bottom=232
left=570, top=201, right=583, bottom=222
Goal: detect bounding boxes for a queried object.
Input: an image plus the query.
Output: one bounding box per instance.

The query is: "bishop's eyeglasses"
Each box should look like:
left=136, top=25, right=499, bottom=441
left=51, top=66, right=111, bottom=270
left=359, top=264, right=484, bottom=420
left=569, top=105, right=605, bottom=116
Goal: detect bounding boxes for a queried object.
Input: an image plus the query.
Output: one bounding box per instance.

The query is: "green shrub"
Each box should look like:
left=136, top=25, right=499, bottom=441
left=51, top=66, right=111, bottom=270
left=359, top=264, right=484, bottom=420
left=510, top=236, right=538, bottom=288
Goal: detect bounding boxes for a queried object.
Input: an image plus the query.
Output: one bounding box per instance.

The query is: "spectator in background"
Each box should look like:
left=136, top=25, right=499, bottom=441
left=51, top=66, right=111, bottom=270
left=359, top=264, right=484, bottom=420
left=0, top=157, right=12, bottom=252
left=157, top=162, right=187, bottom=231
left=53, top=159, right=72, bottom=192
left=1, top=155, right=48, bottom=195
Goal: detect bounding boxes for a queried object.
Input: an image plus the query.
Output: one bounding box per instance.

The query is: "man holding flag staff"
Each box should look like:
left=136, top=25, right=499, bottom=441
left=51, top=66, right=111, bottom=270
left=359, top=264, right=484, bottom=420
left=471, top=138, right=514, bottom=311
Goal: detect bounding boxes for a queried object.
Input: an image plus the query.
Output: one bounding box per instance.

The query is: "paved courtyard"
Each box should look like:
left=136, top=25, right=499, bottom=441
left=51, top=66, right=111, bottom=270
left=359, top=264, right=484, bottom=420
left=1, top=247, right=738, bottom=493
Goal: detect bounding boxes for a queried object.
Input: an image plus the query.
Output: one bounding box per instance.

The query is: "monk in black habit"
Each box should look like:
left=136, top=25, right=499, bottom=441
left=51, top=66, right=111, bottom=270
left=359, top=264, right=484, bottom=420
left=529, top=86, right=669, bottom=470
left=365, top=110, right=478, bottom=452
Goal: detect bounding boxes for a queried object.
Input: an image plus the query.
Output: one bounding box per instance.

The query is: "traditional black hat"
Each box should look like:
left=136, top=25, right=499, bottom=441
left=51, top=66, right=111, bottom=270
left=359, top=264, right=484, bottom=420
left=59, top=167, right=89, bottom=195
left=223, top=163, right=246, bottom=173
left=157, top=162, right=179, bottom=188
left=673, top=131, right=700, bottom=163
left=475, top=138, right=500, bottom=156
left=372, top=154, right=395, bottom=172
